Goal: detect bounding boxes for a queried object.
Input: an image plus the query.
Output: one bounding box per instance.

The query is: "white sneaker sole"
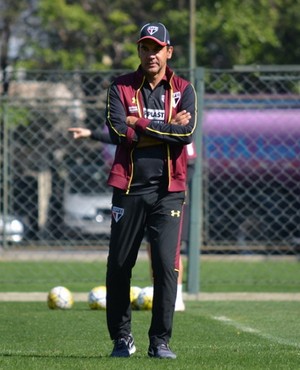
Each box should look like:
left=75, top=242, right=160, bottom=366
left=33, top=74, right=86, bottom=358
left=129, top=344, right=136, bottom=355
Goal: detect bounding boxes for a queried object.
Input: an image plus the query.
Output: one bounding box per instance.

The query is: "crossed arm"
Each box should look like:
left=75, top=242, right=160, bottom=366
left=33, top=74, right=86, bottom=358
left=126, top=110, right=191, bottom=128
left=106, top=83, right=196, bottom=145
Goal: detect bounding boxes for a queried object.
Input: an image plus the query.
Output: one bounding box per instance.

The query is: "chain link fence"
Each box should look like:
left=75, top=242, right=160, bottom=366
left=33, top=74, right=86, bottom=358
left=202, top=66, right=300, bottom=255
left=0, top=66, right=300, bottom=255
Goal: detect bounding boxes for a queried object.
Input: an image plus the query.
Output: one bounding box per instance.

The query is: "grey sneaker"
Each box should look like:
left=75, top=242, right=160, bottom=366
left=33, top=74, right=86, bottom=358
left=110, top=334, right=136, bottom=357
left=148, top=343, right=177, bottom=359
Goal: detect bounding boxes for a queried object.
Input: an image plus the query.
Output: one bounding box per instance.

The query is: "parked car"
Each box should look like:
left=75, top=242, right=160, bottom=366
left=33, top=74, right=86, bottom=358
left=63, top=164, right=112, bottom=238
left=0, top=214, right=24, bottom=243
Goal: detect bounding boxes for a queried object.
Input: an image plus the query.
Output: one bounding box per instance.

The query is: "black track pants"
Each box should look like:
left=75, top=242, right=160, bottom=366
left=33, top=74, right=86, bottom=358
left=106, top=188, right=185, bottom=345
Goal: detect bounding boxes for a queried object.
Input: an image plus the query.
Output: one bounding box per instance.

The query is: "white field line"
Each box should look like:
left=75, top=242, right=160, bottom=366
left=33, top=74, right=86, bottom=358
left=197, top=293, right=300, bottom=301
left=213, top=315, right=300, bottom=348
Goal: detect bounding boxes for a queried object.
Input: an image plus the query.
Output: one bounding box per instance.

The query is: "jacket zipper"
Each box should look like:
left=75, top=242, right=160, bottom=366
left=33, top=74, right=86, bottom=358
left=126, top=78, right=145, bottom=194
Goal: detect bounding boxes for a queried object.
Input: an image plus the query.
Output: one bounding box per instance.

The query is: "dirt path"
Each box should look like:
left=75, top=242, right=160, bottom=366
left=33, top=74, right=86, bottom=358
left=1, top=292, right=300, bottom=302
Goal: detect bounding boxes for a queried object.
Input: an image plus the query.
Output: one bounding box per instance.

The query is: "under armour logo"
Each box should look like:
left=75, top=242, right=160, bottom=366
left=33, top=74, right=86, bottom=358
left=112, top=206, right=124, bottom=222
left=171, top=210, right=181, bottom=217
left=147, top=26, right=159, bottom=35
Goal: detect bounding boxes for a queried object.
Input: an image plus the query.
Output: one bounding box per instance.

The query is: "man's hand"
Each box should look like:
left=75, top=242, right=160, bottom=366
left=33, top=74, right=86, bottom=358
left=126, top=116, right=139, bottom=128
left=68, top=127, right=92, bottom=139
left=170, top=110, right=191, bottom=126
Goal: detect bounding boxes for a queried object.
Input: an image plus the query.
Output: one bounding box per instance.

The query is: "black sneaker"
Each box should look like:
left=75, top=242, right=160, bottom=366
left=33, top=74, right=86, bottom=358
left=110, top=334, right=136, bottom=357
left=148, top=343, right=177, bottom=359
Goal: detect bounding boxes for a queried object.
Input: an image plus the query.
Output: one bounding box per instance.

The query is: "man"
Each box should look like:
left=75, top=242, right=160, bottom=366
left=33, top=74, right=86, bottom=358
left=105, top=22, right=197, bottom=359
left=68, top=125, right=190, bottom=312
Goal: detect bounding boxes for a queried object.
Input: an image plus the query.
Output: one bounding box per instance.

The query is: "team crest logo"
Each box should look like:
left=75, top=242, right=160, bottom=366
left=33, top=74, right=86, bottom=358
left=147, top=26, right=159, bottom=35
left=112, top=206, right=124, bottom=222
left=172, top=92, right=181, bottom=108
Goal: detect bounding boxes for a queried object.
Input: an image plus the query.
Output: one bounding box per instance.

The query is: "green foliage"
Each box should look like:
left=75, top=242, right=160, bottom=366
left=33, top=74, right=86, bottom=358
left=34, top=0, right=106, bottom=69
left=271, top=0, right=300, bottom=64
left=122, top=43, right=140, bottom=69
left=2, top=0, right=300, bottom=69
left=196, top=0, right=280, bottom=67
left=27, top=0, right=142, bottom=70
left=0, top=104, right=30, bottom=128
left=38, top=0, right=102, bottom=34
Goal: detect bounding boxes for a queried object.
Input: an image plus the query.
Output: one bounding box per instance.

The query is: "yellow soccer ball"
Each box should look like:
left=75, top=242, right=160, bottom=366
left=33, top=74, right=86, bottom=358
left=137, top=286, right=153, bottom=310
left=47, top=286, right=74, bottom=310
left=88, top=286, right=107, bottom=310
left=130, top=286, right=142, bottom=310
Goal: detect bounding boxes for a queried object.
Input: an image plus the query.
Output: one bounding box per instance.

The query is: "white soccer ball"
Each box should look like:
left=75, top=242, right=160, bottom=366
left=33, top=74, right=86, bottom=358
left=137, top=286, right=154, bottom=310
left=130, top=286, right=142, bottom=310
left=47, top=286, right=74, bottom=310
left=88, top=286, right=107, bottom=310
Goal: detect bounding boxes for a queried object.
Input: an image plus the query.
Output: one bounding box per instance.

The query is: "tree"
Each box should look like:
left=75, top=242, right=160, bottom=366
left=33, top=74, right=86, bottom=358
left=270, top=0, right=300, bottom=64
left=16, top=0, right=140, bottom=70
left=2, top=0, right=300, bottom=70
left=193, top=0, right=280, bottom=68
left=0, top=0, right=28, bottom=89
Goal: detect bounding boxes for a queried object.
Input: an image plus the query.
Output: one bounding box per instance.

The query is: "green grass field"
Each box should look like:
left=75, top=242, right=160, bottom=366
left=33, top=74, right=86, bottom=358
left=0, top=257, right=300, bottom=369
left=1, top=301, right=299, bottom=369
left=1, top=256, right=300, bottom=292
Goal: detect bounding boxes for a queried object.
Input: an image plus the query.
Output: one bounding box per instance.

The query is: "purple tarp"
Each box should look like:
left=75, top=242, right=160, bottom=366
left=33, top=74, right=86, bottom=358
left=203, top=109, right=300, bottom=179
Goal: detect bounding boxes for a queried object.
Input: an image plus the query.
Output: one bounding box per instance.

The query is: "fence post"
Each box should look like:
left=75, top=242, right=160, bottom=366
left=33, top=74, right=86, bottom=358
left=0, top=65, right=10, bottom=249
left=187, top=67, right=205, bottom=295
